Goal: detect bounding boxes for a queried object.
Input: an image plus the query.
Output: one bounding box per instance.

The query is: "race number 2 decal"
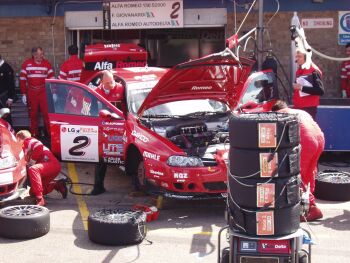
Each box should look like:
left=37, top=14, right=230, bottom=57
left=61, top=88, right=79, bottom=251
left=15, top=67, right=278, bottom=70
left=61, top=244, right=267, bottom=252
left=60, top=125, right=99, bottom=162
left=68, top=136, right=91, bottom=156
left=170, top=2, right=180, bottom=19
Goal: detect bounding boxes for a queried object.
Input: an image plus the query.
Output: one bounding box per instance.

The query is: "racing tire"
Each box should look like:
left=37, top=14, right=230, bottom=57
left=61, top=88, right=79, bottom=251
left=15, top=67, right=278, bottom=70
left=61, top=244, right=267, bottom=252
left=0, top=205, right=50, bottom=239
left=133, top=159, right=147, bottom=191
left=229, top=146, right=300, bottom=178
left=228, top=202, right=300, bottom=237
left=88, top=208, right=147, bottom=246
left=229, top=112, right=299, bottom=149
left=315, top=170, right=350, bottom=201
left=228, top=175, right=301, bottom=209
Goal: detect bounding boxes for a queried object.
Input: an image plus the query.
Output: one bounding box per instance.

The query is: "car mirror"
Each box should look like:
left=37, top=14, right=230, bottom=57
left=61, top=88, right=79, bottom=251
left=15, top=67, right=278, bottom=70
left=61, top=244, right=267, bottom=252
left=0, top=108, right=10, bottom=119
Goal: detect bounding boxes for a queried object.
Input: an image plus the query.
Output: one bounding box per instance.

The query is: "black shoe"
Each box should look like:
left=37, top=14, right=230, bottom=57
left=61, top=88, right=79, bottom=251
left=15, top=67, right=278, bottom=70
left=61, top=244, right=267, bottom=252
left=90, top=187, right=106, bottom=195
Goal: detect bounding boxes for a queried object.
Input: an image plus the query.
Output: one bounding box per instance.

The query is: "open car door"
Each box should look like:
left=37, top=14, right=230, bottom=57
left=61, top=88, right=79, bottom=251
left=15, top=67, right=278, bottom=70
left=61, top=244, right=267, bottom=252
left=45, top=79, right=126, bottom=165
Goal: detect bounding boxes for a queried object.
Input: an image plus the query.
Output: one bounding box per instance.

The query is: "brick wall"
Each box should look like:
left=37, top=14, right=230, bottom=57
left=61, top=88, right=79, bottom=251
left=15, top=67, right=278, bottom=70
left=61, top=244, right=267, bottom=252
left=0, top=16, right=65, bottom=78
left=227, top=11, right=346, bottom=98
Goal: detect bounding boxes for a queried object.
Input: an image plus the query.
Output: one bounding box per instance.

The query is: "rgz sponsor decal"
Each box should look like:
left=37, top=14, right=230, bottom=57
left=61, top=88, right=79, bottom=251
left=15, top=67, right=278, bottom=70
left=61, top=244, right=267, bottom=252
left=69, top=136, right=91, bottom=156
left=131, top=130, right=149, bottom=143
left=174, top=173, right=188, bottom=179
left=143, top=151, right=160, bottom=161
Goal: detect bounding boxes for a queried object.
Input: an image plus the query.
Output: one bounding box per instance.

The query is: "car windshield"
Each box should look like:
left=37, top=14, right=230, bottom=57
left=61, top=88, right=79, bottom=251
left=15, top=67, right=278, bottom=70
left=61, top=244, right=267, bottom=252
left=126, top=82, right=228, bottom=116
left=239, top=71, right=277, bottom=105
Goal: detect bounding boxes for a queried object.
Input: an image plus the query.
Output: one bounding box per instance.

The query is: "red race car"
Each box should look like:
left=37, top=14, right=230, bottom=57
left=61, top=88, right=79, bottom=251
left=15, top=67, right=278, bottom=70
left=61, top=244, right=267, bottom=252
left=0, top=109, right=27, bottom=203
left=45, top=50, right=278, bottom=199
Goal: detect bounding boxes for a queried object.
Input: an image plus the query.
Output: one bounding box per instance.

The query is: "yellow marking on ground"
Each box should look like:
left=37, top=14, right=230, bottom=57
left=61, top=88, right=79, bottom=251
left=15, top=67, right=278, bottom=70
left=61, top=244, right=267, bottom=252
left=67, top=162, right=90, bottom=230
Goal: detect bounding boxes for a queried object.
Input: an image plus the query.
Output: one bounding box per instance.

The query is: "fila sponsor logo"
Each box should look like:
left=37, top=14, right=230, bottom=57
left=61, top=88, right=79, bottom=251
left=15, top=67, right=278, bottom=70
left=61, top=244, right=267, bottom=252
left=131, top=130, right=149, bottom=143
left=191, top=85, right=212, bottom=91
left=143, top=151, right=160, bottom=161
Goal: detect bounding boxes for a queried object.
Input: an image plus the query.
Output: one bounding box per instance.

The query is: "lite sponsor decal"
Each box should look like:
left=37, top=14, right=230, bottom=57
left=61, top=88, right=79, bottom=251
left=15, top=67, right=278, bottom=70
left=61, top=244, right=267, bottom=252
left=131, top=130, right=149, bottom=143
left=143, top=151, right=160, bottom=161
left=150, top=169, right=164, bottom=176
left=103, top=143, right=123, bottom=156
left=191, top=85, right=212, bottom=91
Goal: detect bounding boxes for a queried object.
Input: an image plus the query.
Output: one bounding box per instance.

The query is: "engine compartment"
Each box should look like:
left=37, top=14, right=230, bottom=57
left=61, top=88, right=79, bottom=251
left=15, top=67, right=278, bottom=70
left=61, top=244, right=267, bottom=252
left=141, top=112, right=230, bottom=157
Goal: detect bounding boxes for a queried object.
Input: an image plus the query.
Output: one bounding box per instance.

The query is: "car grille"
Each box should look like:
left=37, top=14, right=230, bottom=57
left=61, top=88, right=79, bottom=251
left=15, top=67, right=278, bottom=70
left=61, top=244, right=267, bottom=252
left=203, top=182, right=227, bottom=191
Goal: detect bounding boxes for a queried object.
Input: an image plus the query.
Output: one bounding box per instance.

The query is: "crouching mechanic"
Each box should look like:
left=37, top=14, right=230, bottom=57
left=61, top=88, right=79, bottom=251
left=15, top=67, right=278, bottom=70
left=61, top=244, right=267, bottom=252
left=272, top=100, right=324, bottom=221
left=91, top=70, right=124, bottom=195
left=16, top=130, right=67, bottom=206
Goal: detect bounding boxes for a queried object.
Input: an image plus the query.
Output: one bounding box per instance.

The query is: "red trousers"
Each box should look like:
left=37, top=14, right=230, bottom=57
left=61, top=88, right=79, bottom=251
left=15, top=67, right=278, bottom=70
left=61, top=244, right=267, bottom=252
left=300, top=134, right=325, bottom=206
left=28, top=157, right=61, bottom=199
left=27, top=89, right=50, bottom=137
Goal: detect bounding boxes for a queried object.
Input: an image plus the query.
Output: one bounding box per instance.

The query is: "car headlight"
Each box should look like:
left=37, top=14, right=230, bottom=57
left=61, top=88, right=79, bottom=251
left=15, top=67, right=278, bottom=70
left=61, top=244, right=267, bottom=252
left=167, top=155, right=204, bottom=167
left=0, top=156, right=18, bottom=170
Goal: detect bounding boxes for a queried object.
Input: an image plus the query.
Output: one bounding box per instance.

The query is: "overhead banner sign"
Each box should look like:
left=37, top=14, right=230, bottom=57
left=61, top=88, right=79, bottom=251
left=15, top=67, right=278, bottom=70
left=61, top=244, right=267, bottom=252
left=339, top=11, right=350, bottom=45
left=103, top=0, right=183, bottom=30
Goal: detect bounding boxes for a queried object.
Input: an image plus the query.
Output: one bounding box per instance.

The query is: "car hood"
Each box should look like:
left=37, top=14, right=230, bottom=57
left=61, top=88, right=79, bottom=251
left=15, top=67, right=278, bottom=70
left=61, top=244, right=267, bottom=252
left=137, top=49, right=255, bottom=116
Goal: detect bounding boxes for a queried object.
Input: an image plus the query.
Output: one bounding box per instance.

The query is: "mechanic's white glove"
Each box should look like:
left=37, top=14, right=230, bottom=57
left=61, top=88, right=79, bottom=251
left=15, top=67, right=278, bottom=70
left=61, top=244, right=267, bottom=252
left=6, top=98, right=13, bottom=107
left=342, top=90, right=347, bottom=98
left=53, top=93, right=58, bottom=103
left=22, top=95, right=27, bottom=105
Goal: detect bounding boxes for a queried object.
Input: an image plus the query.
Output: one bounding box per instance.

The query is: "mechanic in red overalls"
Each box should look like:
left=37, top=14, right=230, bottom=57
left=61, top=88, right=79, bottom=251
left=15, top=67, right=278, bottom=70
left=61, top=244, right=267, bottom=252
left=16, top=130, right=67, bottom=206
left=340, top=43, right=350, bottom=98
left=59, top=45, right=83, bottom=82
left=272, top=100, right=324, bottom=221
left=20, top=47, right=55, bottom=137
left=91, top=70, right=124, bottom=195
left=293, top=49, right=324, bottom=120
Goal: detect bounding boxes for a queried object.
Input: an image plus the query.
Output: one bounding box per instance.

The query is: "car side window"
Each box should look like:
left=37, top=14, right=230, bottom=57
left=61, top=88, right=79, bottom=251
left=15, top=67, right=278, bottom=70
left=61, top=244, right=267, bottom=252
left=47, top=83, right=98, bottom=117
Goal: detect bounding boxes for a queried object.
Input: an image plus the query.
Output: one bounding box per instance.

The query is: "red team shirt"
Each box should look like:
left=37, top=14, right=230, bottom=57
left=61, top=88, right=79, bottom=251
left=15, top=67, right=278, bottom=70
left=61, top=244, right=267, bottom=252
left=341, top=60, right=350, bottom=97
left=59, top=55, right=83, bottom=82
left=20, top=58, right=54, bottom=94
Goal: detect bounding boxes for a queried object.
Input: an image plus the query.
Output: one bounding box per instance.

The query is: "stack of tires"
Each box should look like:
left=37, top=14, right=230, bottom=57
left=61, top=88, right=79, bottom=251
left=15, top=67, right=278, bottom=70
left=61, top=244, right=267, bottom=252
left=228, top=112, right=301, bottom=236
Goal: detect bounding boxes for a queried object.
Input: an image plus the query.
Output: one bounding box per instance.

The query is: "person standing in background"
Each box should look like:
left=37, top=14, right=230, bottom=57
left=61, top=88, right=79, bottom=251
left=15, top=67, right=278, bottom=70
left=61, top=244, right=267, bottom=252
left=340, top=43, right=350, bottom=98
left=0, top=54, right=16, bottom=124
left=59, top=45, right=83, bottom=82
left=293, top=48, right=324, bottom=120
left=20, top=47, right=54, bottom=137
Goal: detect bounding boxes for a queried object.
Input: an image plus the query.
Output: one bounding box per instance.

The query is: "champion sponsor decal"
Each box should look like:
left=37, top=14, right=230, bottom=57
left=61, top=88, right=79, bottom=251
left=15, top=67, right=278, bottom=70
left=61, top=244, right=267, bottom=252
left=191, top=85, right=212, bottom=91
left=143, top=150, right=160, bottom=161
left=131, top=130, right=149, bottom=143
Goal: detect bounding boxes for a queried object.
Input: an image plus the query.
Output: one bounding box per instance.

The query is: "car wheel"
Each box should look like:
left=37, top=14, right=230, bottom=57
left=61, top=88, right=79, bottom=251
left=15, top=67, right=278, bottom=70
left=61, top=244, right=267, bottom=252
left=229, top=112, right=299, bottom=149
left=0, top=205, right=50, bottom=239
left=133, top=159, right=146, bottom=191
left=88, top=208, right=147, bottom=246
left=315, top=170, right=350, bottom=201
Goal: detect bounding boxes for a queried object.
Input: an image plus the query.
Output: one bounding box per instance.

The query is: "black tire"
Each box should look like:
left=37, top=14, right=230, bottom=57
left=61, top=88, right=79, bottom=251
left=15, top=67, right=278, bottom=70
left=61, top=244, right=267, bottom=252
left=228, top=175, right=300, bottom=209
left=229, top=112, right=300, bottom=149
left=229, top=146, right=300, bottom=178
left=221, top=247, right=230, bottom=263
left=134, top=159, right=146, bottom=191
left=0, top=205, right=50, bottom=239
left=228, top=202, right=300, bottom=237
left=88, top=208, right=147, bottom=246
left=315, top=170, right=350, bottom=201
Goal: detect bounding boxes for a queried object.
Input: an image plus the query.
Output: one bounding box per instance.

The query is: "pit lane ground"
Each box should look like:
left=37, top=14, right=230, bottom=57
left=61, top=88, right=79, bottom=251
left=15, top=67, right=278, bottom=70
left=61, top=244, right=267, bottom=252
left=0, top=155, right=349, bottom=263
